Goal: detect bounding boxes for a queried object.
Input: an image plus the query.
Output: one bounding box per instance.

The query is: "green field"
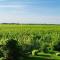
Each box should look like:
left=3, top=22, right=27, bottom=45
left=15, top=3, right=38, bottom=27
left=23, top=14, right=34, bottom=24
left=0, top=24, right=60, bottom=60
left=0, top=24, right=60, bottom=32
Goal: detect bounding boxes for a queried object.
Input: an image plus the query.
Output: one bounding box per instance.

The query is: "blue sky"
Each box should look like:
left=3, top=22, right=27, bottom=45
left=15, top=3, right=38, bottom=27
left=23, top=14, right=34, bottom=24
left=0, top=0, right=60, bottom=24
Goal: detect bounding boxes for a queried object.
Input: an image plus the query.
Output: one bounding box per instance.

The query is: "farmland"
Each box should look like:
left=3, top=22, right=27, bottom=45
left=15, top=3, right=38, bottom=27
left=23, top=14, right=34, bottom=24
left=0, top=24, right=60, bottom=60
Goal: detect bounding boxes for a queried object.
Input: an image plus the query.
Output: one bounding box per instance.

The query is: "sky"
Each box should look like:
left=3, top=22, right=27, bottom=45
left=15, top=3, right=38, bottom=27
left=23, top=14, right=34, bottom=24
left=0, top=0, right=60, bottom=24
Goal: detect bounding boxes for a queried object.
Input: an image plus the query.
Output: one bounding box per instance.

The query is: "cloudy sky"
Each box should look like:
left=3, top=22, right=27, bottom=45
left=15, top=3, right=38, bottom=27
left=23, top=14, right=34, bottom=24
left=0, top=0, right=60, bottom=24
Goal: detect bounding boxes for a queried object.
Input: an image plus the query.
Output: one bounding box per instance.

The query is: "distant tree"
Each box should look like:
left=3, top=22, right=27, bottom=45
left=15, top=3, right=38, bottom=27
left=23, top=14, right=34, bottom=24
left=4, top=39, right=24, bottom=60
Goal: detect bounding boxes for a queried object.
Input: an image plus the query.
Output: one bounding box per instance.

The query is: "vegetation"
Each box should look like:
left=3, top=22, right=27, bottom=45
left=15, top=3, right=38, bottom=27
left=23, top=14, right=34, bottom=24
left=0, top=24, right=60, bottom=60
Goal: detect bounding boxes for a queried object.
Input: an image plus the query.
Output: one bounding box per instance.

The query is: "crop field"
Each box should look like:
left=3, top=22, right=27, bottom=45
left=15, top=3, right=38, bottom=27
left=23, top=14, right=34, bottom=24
left=0, top=24, right=60, bottom=60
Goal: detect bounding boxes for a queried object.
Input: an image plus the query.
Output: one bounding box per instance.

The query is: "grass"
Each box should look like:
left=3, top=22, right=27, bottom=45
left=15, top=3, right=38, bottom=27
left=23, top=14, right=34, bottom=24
left=24, top=53, right=60, bottom=60
left=0, top=54, right=60, bottom=60
left=0, top=24, right=60, bottom=32
left=0, top=24, right=60, bottom=60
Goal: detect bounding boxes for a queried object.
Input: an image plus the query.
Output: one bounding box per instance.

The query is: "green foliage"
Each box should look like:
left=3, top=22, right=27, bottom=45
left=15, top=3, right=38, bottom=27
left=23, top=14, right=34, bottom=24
left=3, top=39, right=24, bottom=60
left=32, top=49, right=39, bottom=56
left=54, top=41, right=60, bottom=51
left=56, top=52, right=60, bottom=56
left=0, top=24, right=60, bottom=59
left=37, top=52, right=51, bottom=57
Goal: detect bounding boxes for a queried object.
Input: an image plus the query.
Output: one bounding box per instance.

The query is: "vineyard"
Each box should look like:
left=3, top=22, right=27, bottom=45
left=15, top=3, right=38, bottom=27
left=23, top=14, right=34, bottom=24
left=0, top=24, right=60, bottom=60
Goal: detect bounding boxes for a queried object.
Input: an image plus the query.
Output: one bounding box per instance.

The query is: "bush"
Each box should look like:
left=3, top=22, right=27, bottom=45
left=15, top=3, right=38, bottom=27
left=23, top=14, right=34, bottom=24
left=0, top=45, right=4, bottom=58
left=0, top=50, right=4, bottom=58
left=43, top=45, right=50, bottom=53
left=54, top=41, right=60, bottom=51
left=4, top=39, right=24, bottom=60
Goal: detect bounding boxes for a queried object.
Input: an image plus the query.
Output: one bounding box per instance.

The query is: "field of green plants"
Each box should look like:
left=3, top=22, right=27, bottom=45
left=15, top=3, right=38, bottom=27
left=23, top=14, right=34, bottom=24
left=0, top=24, right=60, bottom=60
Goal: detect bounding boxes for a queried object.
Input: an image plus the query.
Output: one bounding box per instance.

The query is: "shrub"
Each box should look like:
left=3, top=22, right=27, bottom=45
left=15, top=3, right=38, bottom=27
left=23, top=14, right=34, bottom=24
left=0, top=45, right=4, bottom=58
left=4, top=39, right=24, bottom=60
left=54, top=41, right=60, bottom=51
left=0, top=50, right=4, bottom=58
